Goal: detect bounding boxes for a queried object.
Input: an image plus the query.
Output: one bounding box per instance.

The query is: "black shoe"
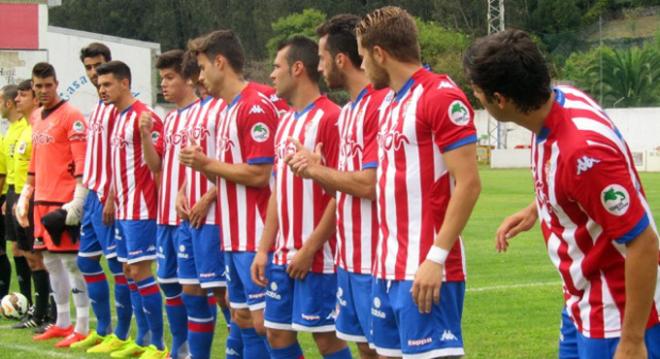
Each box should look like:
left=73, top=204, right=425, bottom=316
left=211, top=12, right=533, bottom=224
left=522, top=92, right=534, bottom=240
left=12, top=315, right=43, bottom=329
left=32, top=319, right=53, bottom=334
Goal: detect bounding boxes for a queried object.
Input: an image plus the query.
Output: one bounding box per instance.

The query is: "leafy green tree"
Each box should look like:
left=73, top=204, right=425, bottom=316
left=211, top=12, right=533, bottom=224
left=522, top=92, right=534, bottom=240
left=266, top=8, right=326, bottom=57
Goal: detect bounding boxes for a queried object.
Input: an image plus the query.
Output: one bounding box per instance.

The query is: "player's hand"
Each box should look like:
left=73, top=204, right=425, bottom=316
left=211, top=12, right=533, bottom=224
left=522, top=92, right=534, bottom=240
left=614, top=337, right=647, bottom=359
left=188, top=195, right=212, bottom=229
left=411, top=260, right=443, bottom=314
left=495, top=205, right=538, bottom=252
left=102, top=198, right=115, bottom=226
left=16, top=185, right=33, bottom=228
left=139, top=111, right=153, bottom=138
left=250, top=250, right=269, bottom=287
left=180, top=140, right=210, bottom=171
left=175, top=190, right=190, bottom=221
left=15, top=203, right=29, bottom=229
left=285, top=138, right=323, bottom=179
left=286, top=245, right=314, bottom=280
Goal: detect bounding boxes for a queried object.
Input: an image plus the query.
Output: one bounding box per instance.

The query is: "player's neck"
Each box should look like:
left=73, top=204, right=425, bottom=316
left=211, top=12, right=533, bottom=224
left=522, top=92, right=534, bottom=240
left=388, top=62, right=423, bottom=95
left=218, top=76, right=247, bottom=105
left=343, top=70, right=370, bottom=102
left=519, top=92, right=555, bottom=135
left=7, top=110, right=22, bottom=123
left=43, top=96, right=62, bottom=110
left=115, top=95, right=136, bottom=113
left=176, top=92, right=198, bottom=110
left=290, top=81, right=321, bottom=111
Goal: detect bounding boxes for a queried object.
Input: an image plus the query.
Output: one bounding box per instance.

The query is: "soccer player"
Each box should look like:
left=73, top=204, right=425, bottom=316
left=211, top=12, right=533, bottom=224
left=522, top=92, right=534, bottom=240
left=250, top=35, right=350, bottom=359
left=141, top=49, right=199, bottom=359
left=9, top=79, right=53, bottom=331
left=15, top=62, right=92, bottom=348
left=71, top=43, right=138, bottom=354
left=464, top=29, right=660, bottom=359
left=96, top=60, right=167, bottom=358
left=355, top=7, right=481, bottom=358
left=182, top=30, right=279, bottom=359
left=285, top=14, right=387, bottom=359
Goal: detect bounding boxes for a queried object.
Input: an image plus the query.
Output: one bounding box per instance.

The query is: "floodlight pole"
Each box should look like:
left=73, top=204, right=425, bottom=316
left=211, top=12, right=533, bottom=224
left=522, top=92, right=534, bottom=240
left=487, top=0, right=507, bottom=149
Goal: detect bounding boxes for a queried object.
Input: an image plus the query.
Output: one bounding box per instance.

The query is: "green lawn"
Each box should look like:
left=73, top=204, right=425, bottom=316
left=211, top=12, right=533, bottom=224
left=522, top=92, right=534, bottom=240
left=0, top=168, right=658, bottom=358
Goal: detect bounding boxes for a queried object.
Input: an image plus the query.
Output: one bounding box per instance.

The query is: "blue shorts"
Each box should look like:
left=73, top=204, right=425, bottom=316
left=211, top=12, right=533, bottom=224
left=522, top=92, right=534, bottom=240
left=156, top=225, right=179, bottom=284
left=176, top=221, right=225, bottom=288
left=371, top=279, right=465, bottom=358
left=264, top=264, right=337, bottom=333
left=559, top=308, right=660, bottom=359
left=79, top=191, right=117, bottom=258
left=115, top=220, right=157, bottom=264
left=336, top=268, right=372, bottom=344
left=226, top=251, right=269, bottom=311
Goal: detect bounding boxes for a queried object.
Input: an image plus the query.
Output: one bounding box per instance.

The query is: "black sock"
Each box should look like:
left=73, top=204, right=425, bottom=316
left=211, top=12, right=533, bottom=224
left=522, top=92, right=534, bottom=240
left=13, top=256, right=32, bottom=305
left=32, top=269, right=50, bottom=320
left=0, top=254, right=11, bottom=298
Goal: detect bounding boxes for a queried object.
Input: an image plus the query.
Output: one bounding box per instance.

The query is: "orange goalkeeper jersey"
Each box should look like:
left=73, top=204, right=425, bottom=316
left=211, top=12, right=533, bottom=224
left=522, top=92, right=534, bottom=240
left=28, top=100, right=87, bottom=204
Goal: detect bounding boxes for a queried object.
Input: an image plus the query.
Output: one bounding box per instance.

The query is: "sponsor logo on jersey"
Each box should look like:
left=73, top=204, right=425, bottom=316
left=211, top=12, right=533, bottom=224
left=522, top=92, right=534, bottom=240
left=601, top=184, right=630, bottom=216
left=448, top=100, right=470, bottom=126
left=251, top=122, right=270, bottom=143
left=32, top=131, right=55, bottom=145
left=379, top=130, right=409, bottom=151
left=218, top=137, right=236, bottom=153
left=576, top=156, right=600, bottom=175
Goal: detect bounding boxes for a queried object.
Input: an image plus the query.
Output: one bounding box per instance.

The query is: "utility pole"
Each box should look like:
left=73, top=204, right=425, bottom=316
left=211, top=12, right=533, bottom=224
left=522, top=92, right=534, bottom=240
left=487, top=0, right=507, bottom=149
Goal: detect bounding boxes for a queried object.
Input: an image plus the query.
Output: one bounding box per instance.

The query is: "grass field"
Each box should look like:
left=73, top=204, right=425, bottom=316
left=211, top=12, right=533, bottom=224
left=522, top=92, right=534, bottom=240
left=0, top=168, right=658, bottom=358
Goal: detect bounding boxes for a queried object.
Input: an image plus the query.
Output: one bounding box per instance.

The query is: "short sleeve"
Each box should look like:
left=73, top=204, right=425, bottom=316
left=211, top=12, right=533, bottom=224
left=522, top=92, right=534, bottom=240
left=361, top=94, right=383, bottom=170
left=319, top=107, right=340, bottom=170
left=425, top=90, right=477, bottom=153
left=66, top=111, right=88, bottom=142
left=566, top=146, right=649, bottom=244
left=240, top=98, right=278, bottom=165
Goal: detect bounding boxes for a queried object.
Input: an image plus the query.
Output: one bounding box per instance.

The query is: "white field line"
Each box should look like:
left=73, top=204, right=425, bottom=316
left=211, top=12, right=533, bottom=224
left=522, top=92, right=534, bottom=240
left=467, top=281, right=561, bottom=293
left=0, top=343, right=78, bottom=358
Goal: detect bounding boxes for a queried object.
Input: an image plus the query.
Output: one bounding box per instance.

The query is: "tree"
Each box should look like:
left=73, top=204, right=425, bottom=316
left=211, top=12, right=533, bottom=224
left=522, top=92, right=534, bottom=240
left=266, top=8, right=326, bottom=57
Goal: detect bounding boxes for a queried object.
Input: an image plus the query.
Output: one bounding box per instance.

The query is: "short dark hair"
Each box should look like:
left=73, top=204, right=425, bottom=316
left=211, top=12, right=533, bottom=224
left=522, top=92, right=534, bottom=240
left=463, top=29, right=552, bottom=113
left=32, top=62, right=57, bottom=81
left=277, top=36, right=320, bottom=83
left=80, top=42, right=111, bottom=63
left=316, top=14, right=362, bottom=68
left=356, top=6, right=421, bottom=63
left=156, top=49, right=185, bottom=74
left=1, top=84, right=18, bottom=103
left=182, top=50, right=201, bottom=82
left=96, top=60, right=132, bottom=86
left=188, top=30, right=245, bottom=73
left=17, top=79, right=33, bottom=94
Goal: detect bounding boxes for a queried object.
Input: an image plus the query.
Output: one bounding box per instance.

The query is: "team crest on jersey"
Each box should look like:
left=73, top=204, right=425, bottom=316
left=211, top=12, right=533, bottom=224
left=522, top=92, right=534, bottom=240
left=151, top=131, right=160, bottom=143
left=601, top=184, right=630, bottom=216
left=72, top=120, right=85, bottom=133
left=251, top=122, right=270, bottom=143
left=17, top=141, right=27, bottom=155
left=448, top=100, right=470, bottom=126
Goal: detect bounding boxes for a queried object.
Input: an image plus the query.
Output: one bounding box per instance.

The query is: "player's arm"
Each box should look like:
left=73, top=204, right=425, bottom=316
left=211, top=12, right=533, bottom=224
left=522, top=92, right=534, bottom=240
left=102, top=186, right=115, bottom=225
left=139, top=111, right=162, bottom=173
left=62, top=114, right=90, bottom=225
left=287, top=197, right=337, bottom=280
left=616, top=226, right=658, bottom=358
left=188, top=185, right=217, bottom=229
left=495, top=201, right=538, bottom=252
left=251, top=190, right=279, bottom=287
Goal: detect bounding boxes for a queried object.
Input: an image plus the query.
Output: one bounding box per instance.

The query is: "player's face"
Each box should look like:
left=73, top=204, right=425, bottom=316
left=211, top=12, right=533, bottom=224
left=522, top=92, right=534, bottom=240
left=318, top=36, right=344, bottom=90
left=32, top=76, right=58, bottom=107
left=196, top=53, right=222, bottom=97
left=471, top=84, right=509, bottom=122
left=357, top=40, right=389, bottom=90
left=159, top=68, right=187, bottom=104
left=15, top=90, right=37, bottom=116
left=97, top=73, right=125, bottom=105
left=83, top=55, right=107, bottom=88
left=270, top=47, right=294, bottom=101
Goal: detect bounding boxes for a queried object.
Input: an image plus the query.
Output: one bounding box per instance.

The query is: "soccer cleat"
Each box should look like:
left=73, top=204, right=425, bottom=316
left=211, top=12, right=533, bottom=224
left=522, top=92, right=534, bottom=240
left=55, top=331, right=87, bottom=348
left=87, top=334, right=130, bottom=354
left=12, top=316, right=44, bottom=329
left=109, top=340, right=147, bottom=358
left=33, top=324, right=73, bottom=340
left=70, top=331, right=105, bottom=350
left=138, top=345, right=169, bottom=359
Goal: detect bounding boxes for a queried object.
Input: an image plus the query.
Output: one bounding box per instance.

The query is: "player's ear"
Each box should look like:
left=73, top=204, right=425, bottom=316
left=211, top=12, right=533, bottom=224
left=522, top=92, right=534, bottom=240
left=372, top=46, right=385, bottom=65
left=213, top=54, right=224, bottom=71
left=492, top=92, right=507, bottom=110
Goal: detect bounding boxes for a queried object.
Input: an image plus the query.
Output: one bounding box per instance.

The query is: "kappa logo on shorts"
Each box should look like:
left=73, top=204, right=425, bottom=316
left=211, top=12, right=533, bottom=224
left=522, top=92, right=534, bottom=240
left=440, top=330, right=458, bottom=341
left=147, top=245, right=156, bottom=252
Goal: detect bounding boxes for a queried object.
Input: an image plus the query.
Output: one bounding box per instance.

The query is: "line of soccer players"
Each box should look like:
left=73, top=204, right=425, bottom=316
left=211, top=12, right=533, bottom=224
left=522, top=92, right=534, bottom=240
left=1, top=5, right=658, bottom=359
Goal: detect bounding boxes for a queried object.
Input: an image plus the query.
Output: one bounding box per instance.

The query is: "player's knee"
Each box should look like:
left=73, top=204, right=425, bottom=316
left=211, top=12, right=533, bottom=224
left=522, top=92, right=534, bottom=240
left=312, top=332, right=346, bottom=355
left=253, top=319, right=266, bottom=336
left=266, top=328, right=297, bottom=348
left=233, top=308, right=252, bottom=328
left=25, top=252, right=45, bottom=270
left=182, top=284, right=205, bottom=296
left=76, top=255, right=102, bottom=274
left=213, top=287, right=228, bottom=307
left=159, top=282, right=182, bottom=298
left=356, top=343, right=378, bottom=359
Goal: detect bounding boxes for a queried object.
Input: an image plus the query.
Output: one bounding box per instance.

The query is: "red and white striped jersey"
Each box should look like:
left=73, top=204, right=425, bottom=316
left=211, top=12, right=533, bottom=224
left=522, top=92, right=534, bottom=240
left=83, top=100, right=116, bottom=202
left=110, top=100, right=164, bottom=221
left=273, top=96, right=340, bottom=273
left=158, top=101, right=197, bottom=225
left=532, top=86, right=659, bottom=339
left=217, top=83, right=279, bottom=252
left=374, top=68, right=477, bottom=281
left=335, top=85, right=386, bottom=274
left=184, top=96, right=226, bottom=225
left=249, top=82, right=290, bottom=115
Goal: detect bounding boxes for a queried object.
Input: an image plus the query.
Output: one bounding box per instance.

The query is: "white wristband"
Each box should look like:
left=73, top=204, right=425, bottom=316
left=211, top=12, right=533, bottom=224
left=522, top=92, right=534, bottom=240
left=426, top=246, right=449, bottom=265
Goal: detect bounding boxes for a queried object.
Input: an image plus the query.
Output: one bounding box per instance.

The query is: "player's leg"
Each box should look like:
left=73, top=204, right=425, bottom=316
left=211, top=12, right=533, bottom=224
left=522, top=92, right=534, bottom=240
left=105, top=227, right=132, bottom=342
left=57, top=252, right=91, bottom=347
left=0, top=195, right=12, bottom=299
left=370, top=278, right=402, bottom=359
left=264, top=264, right=301, bottom=358
left=36, top=250, right=73, bottom=339
left=335, top=268, right=378, bottom=359
left=6, top=188, right=32, bottom=303
left=156, top=224, right=188, bottom=359
left=124, top=219, right=164, bottom=352
left=558, top=307, right=579, bottom=359
left=292, top=271, right=350, bottom=358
